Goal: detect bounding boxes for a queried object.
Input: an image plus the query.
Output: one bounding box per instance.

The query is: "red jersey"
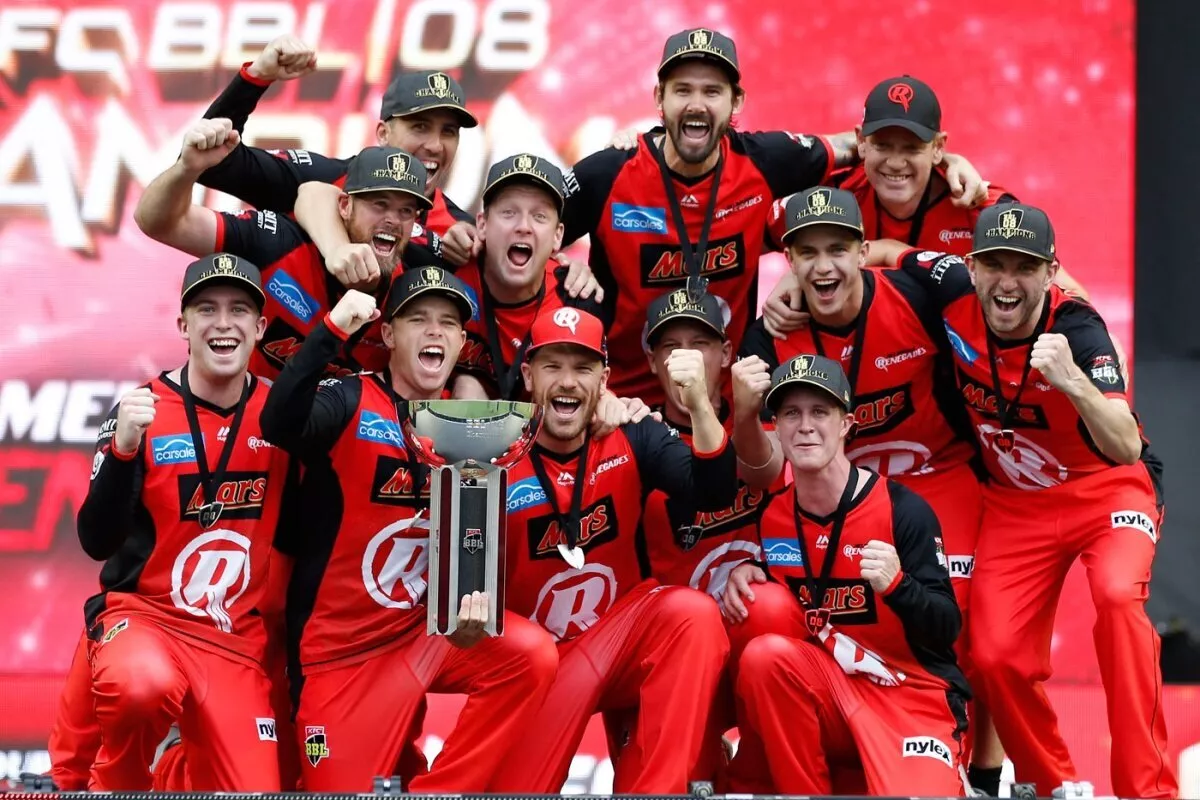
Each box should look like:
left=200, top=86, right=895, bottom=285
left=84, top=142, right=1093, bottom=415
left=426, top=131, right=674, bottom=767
left=896, top=248, right=1161, bottom=491
left=758, top=474, right=966, bottom=696
left=740, top=268, right=976, bottom=478
left=257, top=320, right=432, bottom=672
left=765, top=166, right=1015, bottom=255
left=453, top=259, right=607, bottom=400
left=78, top=373, right=290, bottom=666
left=503, top=420, right=737, bottom=642
left=642, top=407, right=780, bottom=598
left=561, top=130, right=833, bottom=405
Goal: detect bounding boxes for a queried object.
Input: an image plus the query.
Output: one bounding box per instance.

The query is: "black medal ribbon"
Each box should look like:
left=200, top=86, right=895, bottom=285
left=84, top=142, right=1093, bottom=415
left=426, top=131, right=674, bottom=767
left=647, top=134, right=725, bottom=301
left=180, top=365, right=251, bottom=529
left=984, top=296, right=1053, bottom=454
left=380, top=369, right=429, bottom=496
left=481, top=278, right=547, bottom=400
left=790, top=469, right=860, bottom=637
left=529, top=437, right=592, bottom=553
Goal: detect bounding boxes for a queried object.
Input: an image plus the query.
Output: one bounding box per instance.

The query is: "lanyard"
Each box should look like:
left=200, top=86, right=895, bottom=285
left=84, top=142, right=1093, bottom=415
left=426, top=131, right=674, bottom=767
left=378, top=370, right=429, bottom=492
left=529, top=437, right=592, bottom=566
left=180, top=366, right=251, bottom=529
left=481, top=277, right=547, bottom=400
left=984, top=296, right=1052, bottom=453
left=790, top=469, right=860, bottom=637
left=647, top=134, right=725, bottom=301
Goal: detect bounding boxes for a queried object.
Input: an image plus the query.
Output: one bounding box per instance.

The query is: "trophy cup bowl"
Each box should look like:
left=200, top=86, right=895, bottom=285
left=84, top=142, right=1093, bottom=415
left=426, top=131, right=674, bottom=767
left=401, top=400, right=543, bottom=637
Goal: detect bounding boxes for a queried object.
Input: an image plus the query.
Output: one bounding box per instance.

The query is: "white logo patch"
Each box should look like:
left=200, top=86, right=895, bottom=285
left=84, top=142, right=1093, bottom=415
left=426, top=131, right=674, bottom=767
left=256, top=717, right=277, bottom=742
left=902, top=736, right=954, bottom=768
left=1111, top=510, right=1156, bottom=543
left=553, top=307, right=580, bottom=334
left=170, top=530, right=252, bottom=633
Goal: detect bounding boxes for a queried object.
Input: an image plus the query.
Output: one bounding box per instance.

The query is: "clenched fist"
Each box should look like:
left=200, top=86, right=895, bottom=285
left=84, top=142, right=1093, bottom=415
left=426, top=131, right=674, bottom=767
left=248, top=35, right=317, bottom=82
left=440, top=222, right=480, bottom=267
left=114, top=388, right=160, bottom=455
left=859, top=539, right=901, bottom=594
left=731, top=356, right=772, bottom=421
left=181, top=118, right=240, bottom=173
left=667, top=348, right=711, bottom=413
left=328, top=289, right=380, bottom=335
left=1030, top=333, right=1086, bottom=395
left=327, top=243, right=381, bottom=291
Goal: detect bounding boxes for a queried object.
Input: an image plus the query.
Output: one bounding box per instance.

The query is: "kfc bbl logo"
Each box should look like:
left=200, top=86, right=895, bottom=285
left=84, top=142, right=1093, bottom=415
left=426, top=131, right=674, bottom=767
left=463, top=527, right=484, bottom=554
left=304, top=726, right=330, bottom=767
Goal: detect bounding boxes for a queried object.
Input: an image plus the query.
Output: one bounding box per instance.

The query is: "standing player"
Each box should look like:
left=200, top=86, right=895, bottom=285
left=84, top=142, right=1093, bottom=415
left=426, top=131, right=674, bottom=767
left=868, top=205, right=1176, bottom=799
left=488, top=308, right=736, bottom=793
left=77, top=254, right=290, bottom=791
left=259, top=267, right=557, bottom=792
left=725, top=354, right=968, bottom=796
left=135, top=120, right=432, bottom=380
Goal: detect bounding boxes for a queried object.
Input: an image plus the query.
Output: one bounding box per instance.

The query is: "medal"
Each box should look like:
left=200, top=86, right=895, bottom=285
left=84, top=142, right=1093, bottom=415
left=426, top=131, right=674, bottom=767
left=804, top=608, right=831, bottom=637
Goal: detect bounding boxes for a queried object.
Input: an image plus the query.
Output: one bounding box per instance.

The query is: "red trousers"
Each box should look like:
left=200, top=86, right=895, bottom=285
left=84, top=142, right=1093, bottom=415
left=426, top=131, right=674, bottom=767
left=970, top=464, right=1177, bottom=799
left=737, top=633, right=967, bottom=796
left=491, top=582, right=729, bottom=793
left=294, top=611, right=556, bottom=792
left=48, top=630, right=101, bottom=790
left=88, top=614, right=279, bottom=791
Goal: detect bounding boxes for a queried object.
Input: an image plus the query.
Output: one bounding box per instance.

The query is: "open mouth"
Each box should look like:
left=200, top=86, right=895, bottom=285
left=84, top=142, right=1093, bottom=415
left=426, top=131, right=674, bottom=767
left=550, top=395, right=582, bottom=418
left=880, top=173, right=911, bottom=185
left=992, top=295, right=1021, bottom=314
left=507, top=243, right=534, bottom=268
left=422, top=160, right=439, bottom=182
left=812, top=278, right=840, bottom=301
left=682, top=117, right=711, bottom=142
left=417, top=345, right=445, bottom=371
left=208, top=337, right=239, bottom=356
left=372, top=232, right=398, bottom=258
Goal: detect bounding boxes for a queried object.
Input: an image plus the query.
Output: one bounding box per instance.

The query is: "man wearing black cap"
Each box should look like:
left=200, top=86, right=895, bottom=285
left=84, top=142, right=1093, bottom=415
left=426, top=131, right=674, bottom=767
left=136, top=127, right=441, bottom=381
left=76, top=253, right=292, bottom=791
left=258, top=268, right=558, bottom=792
left=488, top=307, right=736, bottom=793
left=726, top=354, right=968, bottom=796
left=868, top=206, right=1177, bottom=799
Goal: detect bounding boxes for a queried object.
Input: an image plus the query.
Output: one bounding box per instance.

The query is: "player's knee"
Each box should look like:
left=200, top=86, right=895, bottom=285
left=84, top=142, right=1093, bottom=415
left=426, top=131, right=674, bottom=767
left=499, top=616, right=559, bottom=685
left=1090, top=574, right=1144, bottom=615
left=656, top=585, right=725, bottom=630
left=94, top=653, right=180, bottom=719
left=967, top=627, right=1036, bottom=683
left=734, top=633, right=797, bottom=693
left=727, top=581, right=803, bottom=659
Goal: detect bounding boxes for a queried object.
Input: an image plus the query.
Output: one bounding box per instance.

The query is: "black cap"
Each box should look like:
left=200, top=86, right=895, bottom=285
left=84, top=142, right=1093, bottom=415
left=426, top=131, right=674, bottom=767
left=482, top=154, right=566, bottom=213
left=780, top=187, right=865, bottom=244
left=180, top=253, right=265, bottom=310
left=379, top=71, right=478, bottom=128
left=342, top=146, right=433, bottom=208
left=861, top=76, right=942, bottom=142
left=765, top=355, right=853, bottom=413
left=658, top=28, right=740, bottom=83
left=645, top=288, right=726, bottom=347
left=969, top=203, right=1056, bottom=262
left=385, top=266, right=475, bottom=322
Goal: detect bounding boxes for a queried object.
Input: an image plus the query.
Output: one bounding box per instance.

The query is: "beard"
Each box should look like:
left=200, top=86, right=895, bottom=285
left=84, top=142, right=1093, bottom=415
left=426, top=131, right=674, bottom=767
left=666, top=109, right=731, bottom=165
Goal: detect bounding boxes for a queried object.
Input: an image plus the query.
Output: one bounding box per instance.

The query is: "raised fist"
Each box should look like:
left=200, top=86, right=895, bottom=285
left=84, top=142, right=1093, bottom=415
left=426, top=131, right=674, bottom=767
left=181, top=118, right=240, bottom=173
left=248, top=35, right=317, bottom=82
left=328, top=289, right=381, bottom=335
left=114, top=387, right=160, bottom=454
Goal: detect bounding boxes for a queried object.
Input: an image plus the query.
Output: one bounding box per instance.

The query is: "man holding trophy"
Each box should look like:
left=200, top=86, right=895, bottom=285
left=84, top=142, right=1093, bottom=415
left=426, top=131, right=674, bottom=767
left=259, top=266, right=558, bottom=792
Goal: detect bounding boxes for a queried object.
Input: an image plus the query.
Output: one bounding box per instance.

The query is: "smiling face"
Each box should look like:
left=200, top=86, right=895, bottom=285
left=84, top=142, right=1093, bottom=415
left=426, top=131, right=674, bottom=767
left=773, top=386, right=854, bottom=474
left=968, top=250, right=1058, bottom=339
left=786, top=225, right=868, bottom=327
left=477, top=183, right=564, bottom=301
left=339, top=190, right=422, bottom=281
left=376, top=109, right=463, bottom=196
left=858, top=126, right=946, bottom=214
left=178, top=284, right=266, bottom=381
left=656, top=61, right=744, bottom=167
left=521, top=344, right=608, bottom=449
left=383, top=294, right=466, bottom=399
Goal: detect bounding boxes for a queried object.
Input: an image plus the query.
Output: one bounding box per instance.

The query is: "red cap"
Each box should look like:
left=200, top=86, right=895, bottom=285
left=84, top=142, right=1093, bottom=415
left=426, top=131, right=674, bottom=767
left=527, top=308, right=607, bottom=362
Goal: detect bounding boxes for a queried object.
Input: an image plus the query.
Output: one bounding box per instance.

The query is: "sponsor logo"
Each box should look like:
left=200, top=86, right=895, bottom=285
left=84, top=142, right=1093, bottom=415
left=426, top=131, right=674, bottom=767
left=260, top=318, right=307, bottom=371
left=256, top=718, right=277, bottom=742
left=928, top=255, right=964, bottom=284
left=556, top=471, right=575, bottom=486
left=90, top=450, right=104, bottom=480
left=851, top=385, right=915, bottom=435
left=363, top=517, right=429, bottom=609
left=101, top=618, right=128, bottom=644
left=786, top=132, right=815, bottom=148
left=216, top=425, right=229, bottom=442
left=764, top=538, right=804, bottom=566
left=843, top=544, right=863, bottom=559
left=816, top=534, right=830, bottom=549
left=266, top=269, right=321, bottom=324
left=370, top=456, right=429, bottom=506
left=916, top=250, right=942, bottom=262
left=681, top=193, right=700, bottom=208
left=591, top=453, right=629, bottom=482
left=561, top=168, right=581, bottom=197
left=528, top=496, right=618, bottom=559
left=97, top=417, right=118, bottom=442
left=943, top=321, right=980, bottom=365
left=151, top=434, right=196, bottom=465
left=714, top=194, right=763, bottom=220
left=356, top=410, right=403, bottom=447
left=304, top=726, right=330, bottom=767
left=902, top=736, right=954, bottom=768
left=938, top=229, right=972, bottom=243
left=874, top=348, right=928, bottom=371
left=267, top=148, right=314, bottom=166
left=246, top=436, right=273, bottom=451
left=682, top=484, right=769, bottom=539
left=1111, top=510, right=1156, bottom=543
left=611, top=203, right=668, bottom=234
left=959, top=374, right=1049, bottom=428
left=178, top=472, right=268, bottom=522
left=318, top=378, right=342, bottom=388
left=507, top=477, right=549, bottom=513
left=255, top=209, right=277, bottom=234
left=640, top=233, right=746, bottom=286
left=947, top=555, right=974, bottom=578
left=463, top=527, right=483, bottom=554
left=1091, top=365, right=1120, bottom=385
left=460, top=283, right=480, bottom=321
left=785, top=577, right=878, bottom=626
left=839, top=344, right=855, bottom=361
left=934, top=536, right=947, bottom=569
left=170, top=529, right=252, bottom=633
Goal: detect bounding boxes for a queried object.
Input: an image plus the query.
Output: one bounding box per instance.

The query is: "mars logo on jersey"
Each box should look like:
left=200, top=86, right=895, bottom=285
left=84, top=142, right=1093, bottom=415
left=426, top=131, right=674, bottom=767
left=304, top=726, right=330, bottom=767
left=678, top=485, right=768, bottom=541
left=958, top=374, right=1049, bottom=429
left=178, top=472, right=268, bottom=522
left=457, top=334, right=492, bottom=374
left=639, top=233, right=746, bottom=286
left=528, top=496, right=618, bottom=559
left=850, top=385, right=915, bottom=436
left=260, top=318, right=307, bottom=372
left=533, top=563, right=619, bottom=641
left=170, top=529, right=252, bottom=633
left=784, top=577, right=878, bottom=626
left=362, top=517, right=429, bottom=609
left=370, top=456, right=429, bottom=506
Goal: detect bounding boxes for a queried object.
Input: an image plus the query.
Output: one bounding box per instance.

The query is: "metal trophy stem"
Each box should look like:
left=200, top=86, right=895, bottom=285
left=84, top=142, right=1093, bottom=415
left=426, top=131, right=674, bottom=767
left=401, top=400, right=542, bottom=637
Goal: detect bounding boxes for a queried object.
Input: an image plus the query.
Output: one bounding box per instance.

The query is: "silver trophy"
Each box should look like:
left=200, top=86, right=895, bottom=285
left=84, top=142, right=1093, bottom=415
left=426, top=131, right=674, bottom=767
left=401, top=399, right=543, bottom=636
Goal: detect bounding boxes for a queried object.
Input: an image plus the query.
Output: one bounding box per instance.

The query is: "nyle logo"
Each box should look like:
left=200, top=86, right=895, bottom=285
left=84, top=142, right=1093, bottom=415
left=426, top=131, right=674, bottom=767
left=356, top=410, right=403, bottom=447
left=506, top=477, right=548, bottom=513
left=178, top=472, right=269, bottom=522
left=151, top=434, right=196, bottom=465
left=256, top=717, right=277, bottom=742
left=611, top=203, right=667, bottom=234
left=901, top=736, right=953, bottom=768
left=1111, top=510, right=1157, bottom=543
left=266, top=269, right=320, bottom=324
left=947, top=556, right=975, bottom=578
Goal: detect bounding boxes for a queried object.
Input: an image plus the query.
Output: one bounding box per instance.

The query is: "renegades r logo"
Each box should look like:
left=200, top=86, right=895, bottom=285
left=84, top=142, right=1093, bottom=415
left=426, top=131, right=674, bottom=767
left=639, top=233, right=746, bottom=287
left=177, top=472, right=268, bottom=522
left=527, top=496, right=619, bottom=559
